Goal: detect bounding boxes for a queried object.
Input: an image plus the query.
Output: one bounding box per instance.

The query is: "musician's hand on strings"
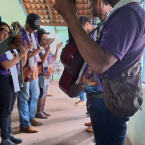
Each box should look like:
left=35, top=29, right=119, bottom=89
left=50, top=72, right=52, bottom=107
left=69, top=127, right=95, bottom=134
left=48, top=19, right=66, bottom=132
left=6, top=35, right=22, bottom=52
left=12, top=35, right=23, bottom=48
left=7, top=35, right=22, bottom=51
left=56, top=42, right=63, bottom=50
left=53, top=0, right=77, bottom=22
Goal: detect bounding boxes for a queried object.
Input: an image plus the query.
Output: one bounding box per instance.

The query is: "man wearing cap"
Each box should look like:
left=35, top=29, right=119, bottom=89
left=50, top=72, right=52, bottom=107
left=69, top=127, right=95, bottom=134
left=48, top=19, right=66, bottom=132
left=17, top=13, right=46, bottom=133
left=36, top=28, right=63, bottom=119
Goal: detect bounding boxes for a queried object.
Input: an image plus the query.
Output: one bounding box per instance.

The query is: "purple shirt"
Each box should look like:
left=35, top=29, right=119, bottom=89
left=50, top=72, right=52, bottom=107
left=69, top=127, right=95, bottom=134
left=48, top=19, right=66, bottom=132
left=0, top=50, right=19, bottom=75
left=81, top=26, right=104, bottom=93
left=38, top=48, right=54, bottom=66
left=21, top=27, right=39, bottom=82
left=38, top=48, right=54, bottom=76
left=21, top=27, right=40, bottom=68
left=100, top=3, right=145, bottom=78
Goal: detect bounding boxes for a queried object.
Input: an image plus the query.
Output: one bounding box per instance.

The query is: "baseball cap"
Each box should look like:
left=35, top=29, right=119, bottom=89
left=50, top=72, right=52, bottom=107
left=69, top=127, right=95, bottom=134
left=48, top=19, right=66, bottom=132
left=26, top=13, right=40, bottom=30
left=37, top=28, right=50, bottom=44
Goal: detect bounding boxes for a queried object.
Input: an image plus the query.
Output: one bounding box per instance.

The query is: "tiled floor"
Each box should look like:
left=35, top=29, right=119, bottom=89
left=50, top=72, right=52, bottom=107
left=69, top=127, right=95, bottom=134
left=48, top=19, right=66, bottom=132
left=1, top=80, right=132, bottom=145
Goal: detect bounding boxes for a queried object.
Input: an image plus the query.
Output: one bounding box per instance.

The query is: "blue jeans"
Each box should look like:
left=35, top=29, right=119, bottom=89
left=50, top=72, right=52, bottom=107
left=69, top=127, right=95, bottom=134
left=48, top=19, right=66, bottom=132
left=79, top=92, right=86, bottom=101
left=38, top=76, right=50, bottom=98
left=17, top=78, right=40, bottom=128
left=87, top=95, right=129, bottom=145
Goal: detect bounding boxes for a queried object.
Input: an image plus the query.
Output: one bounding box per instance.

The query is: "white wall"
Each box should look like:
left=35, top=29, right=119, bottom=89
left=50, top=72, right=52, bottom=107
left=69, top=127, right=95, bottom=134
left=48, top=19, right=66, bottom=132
left=127, top=85, right=145, bottom=145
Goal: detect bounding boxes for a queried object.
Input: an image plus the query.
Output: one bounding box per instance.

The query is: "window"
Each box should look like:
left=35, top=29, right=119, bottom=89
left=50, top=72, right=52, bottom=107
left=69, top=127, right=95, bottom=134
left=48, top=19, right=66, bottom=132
left=140, top=1, right=145, bottom=83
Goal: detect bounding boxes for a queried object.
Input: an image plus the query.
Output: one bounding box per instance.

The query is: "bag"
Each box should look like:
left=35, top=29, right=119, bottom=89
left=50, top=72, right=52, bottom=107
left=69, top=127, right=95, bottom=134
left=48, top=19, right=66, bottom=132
left=101, top=60, right=143, bottom=118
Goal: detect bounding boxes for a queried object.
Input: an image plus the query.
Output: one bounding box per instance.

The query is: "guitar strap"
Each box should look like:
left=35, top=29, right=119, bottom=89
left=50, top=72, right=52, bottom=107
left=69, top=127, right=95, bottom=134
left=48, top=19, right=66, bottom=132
left=6, top=50, right=20, bottom=92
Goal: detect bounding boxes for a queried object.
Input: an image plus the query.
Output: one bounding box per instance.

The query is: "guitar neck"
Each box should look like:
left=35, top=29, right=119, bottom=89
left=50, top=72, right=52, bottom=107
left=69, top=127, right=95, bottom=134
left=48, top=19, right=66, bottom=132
left=67, top=0, right=76, bottom=43
left=0, top=35, right=14, bottom=55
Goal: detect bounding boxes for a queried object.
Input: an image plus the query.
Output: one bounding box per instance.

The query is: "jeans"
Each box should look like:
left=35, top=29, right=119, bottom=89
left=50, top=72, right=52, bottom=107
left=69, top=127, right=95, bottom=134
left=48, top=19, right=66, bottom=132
left=17, top=78, right=40, bottom=128
left=0, top=76, right=17, bottom=139
left=38, top=76, right=50, bottom=98
left=87, top=95, right=129, bottom=145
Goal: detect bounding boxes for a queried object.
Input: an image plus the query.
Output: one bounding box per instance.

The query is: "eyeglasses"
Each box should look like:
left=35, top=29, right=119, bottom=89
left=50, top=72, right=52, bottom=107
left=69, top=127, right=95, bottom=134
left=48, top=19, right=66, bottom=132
left=0, top=28, right=9, bottom=35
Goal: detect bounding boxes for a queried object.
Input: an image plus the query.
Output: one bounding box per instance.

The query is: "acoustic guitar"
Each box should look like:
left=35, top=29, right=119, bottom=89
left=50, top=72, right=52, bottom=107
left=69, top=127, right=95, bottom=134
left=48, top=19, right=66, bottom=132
left=0, top=22, right=21, bottom=55
left=59, top=0, right=84, bottom=98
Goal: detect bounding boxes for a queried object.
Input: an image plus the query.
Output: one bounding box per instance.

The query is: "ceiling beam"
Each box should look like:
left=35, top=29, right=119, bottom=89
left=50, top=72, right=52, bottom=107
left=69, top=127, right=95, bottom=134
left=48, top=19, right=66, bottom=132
left=23, top=2, right=44, bottom=5
left=20, top=0, right=28, bottom=15
left=23, top=2, right=89, bottom=5
left=27, top=8, right=48, bottom=11
left=40, top=23, right=67, bottom=26
left=54, top=26, right=57, bottom=33
left=46, top=0, right=53, bottom=21
left=41, top=18, right=63, bottom=21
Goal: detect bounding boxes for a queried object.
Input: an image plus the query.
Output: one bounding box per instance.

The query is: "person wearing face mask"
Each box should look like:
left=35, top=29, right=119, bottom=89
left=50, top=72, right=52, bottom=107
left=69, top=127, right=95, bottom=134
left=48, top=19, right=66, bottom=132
left=0, top=22, right=29, bottom=145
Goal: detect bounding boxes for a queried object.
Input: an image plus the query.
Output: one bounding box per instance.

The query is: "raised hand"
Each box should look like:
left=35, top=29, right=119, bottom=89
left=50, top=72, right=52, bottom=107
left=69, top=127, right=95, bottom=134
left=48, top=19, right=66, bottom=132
left=53, top=0, right=77, bottom=22
left=50, top=38, right=55, bottom=44
left=11, top=35, right=22, bottom=49
left=56, top=42, right=63, bottom=50
left=41, top=38, right=55, bottom=48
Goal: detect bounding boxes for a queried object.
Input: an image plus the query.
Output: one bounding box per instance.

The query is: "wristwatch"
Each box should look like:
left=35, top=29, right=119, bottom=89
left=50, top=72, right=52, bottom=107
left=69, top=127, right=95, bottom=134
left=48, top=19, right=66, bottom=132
left=39, top=46, right=44, bottom=51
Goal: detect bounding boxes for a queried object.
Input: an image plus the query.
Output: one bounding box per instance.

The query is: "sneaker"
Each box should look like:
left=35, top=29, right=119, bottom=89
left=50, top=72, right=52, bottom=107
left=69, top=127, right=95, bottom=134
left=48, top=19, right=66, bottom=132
left=9, top=134, right=23, bottom=144
left=20, top=125, right=38, bottom=133
left=30, top=119, right=43, bottom=126
left=75, top=101, right=86, bottom=106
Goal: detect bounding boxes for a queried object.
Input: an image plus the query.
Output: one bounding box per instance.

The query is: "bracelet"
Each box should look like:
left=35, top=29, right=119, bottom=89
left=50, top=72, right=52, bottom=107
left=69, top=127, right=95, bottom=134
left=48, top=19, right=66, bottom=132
left=40, top=46, right=44, bottom=51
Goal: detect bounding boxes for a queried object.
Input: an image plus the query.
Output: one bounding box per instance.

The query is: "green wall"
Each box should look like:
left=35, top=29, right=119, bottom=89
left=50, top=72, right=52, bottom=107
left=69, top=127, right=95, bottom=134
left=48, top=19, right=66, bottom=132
left=0, top=0, right=26, bottom=26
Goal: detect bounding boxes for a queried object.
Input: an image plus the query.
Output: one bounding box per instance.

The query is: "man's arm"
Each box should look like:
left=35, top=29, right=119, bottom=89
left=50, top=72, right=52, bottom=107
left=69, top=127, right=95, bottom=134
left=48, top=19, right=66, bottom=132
left=54, top=0, right=118, bottom=74
left=0, top=55, right=20, bottom=70
left=27, top=47, right=41, bottom=59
